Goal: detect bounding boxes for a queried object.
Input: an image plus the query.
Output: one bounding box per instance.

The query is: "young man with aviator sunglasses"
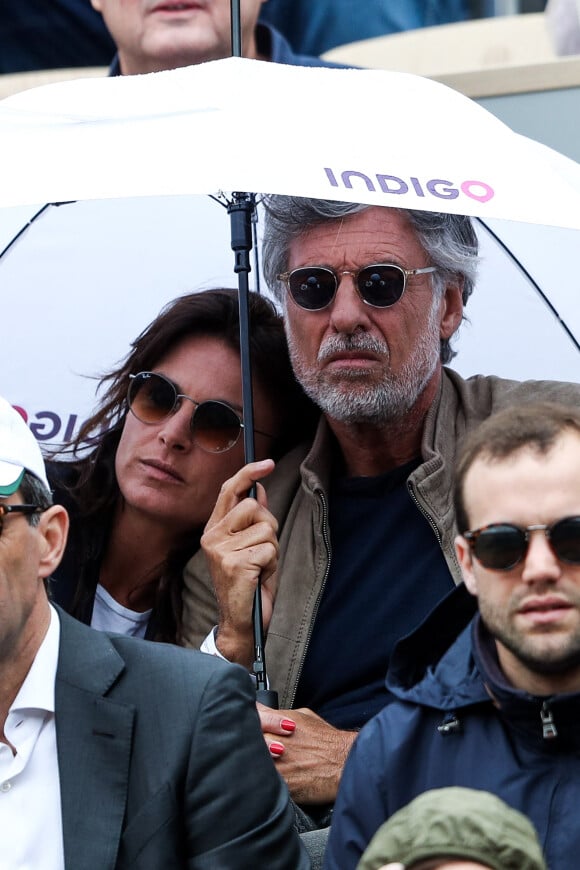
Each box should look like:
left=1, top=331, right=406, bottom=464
left=326, top=401, right=580, bottom=870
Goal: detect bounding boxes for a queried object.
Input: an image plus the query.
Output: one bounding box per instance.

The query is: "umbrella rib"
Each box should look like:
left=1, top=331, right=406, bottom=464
left=476, top=218, right=580, bottom=355
left=0, top=202, right=75, bottom=262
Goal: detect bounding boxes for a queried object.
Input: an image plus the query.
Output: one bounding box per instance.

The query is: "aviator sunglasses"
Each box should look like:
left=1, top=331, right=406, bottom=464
left=0, top=504, right=44, bottom=535
left=277, top=262, right=437, bottom=311
left=127, top=371, right=271, bottom=454
left=464, top=516, right=580, bottom=571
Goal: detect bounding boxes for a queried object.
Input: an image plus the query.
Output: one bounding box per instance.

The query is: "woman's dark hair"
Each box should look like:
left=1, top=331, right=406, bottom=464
left=55, top=288, right=317, bottom=643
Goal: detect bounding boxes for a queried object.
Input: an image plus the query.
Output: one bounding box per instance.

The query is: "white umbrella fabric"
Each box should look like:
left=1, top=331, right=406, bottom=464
left=1, top=194, right=265, bottom=446
left=1, top=58, right=580, bottom=225
left=1, top=58, right=580, bottom=446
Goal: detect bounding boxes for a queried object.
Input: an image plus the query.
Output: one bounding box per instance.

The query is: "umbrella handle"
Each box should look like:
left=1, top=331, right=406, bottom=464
left=254, top=590, right=279, bottom=708
left=228, top=193, right=279, bottom=709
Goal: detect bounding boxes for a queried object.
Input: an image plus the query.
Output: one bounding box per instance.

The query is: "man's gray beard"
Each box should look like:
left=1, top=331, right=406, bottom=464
left=286, top=303, right=441, bottom=426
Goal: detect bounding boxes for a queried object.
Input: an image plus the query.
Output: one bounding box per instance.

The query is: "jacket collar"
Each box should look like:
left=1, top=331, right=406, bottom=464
left=388, top=592, right=580, bottom=751
left=389, top=584, right=476, bottom=685
left=300, top=416, right=337, bottom=493
left=292, top=370, right=471, bottom=586
left=472, top=615, right=580, bottom=749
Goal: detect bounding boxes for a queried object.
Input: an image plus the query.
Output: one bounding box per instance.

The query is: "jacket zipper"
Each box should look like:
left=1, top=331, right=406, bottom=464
left=540, top=700, right=558, bottom=739
left=289, top=488, right=332, bottom=709
left=407, top=478, right=461, bottom=581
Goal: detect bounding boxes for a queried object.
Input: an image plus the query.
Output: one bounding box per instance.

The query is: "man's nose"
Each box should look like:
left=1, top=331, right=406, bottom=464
left=328, top=274, right=372, bottom=334
left=521, top=531, right=562, bottom=584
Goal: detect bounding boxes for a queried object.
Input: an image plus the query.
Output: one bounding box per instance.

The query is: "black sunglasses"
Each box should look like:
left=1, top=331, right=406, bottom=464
left=464, top=516, right=580, bottom=571
left=277, top=262, right=437, bottom=311
left=127, top=372, right=271, bottom=454
left=0, top=503, right=44, bottom=536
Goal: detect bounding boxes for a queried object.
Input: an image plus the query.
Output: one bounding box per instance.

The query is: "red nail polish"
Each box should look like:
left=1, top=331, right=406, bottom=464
left=281, top=718, right=296, bottom=732
left=269, top=741, right=285, bottom=757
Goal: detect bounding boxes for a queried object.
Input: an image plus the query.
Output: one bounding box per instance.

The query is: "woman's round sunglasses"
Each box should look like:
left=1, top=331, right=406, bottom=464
left=464, top=516, right=580, bottom=572
left=127, top=372, right=271, bottom=454
left=277, top=262, right=437, bottom=311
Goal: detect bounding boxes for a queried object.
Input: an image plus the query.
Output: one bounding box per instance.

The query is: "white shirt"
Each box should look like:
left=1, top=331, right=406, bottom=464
left=91, top=583, right=151, bottom=638
left=200, top=626, right=226, bottom=659
left=200, top=629, right=268, bottom=688
left=0, top=605, right=64, bottom=870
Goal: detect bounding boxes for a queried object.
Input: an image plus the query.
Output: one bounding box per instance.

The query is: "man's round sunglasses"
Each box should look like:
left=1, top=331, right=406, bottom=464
left=0, top=504, right=44, bottom=536
left=127, top=371, right=271, bottom=454
left=277, top=263, right=437, bottom=311
left=464, top=516, right=580, bottom=572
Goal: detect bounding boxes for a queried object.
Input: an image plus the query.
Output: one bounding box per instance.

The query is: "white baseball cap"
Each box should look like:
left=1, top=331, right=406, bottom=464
left=0, top=396, right=50, bottom=496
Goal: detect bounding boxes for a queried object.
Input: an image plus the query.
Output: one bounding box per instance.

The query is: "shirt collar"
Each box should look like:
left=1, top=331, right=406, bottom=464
left=11, top=605, right=60, bottom=716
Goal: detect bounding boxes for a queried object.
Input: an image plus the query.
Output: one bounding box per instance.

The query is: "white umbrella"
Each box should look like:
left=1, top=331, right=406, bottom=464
left=1, top=58, right=580, bottom=225
left=1, top=57, right=580, bottom=446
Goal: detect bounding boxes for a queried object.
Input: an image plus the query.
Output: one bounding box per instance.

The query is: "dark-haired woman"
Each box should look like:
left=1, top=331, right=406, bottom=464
left=49, top=288, right=316, bottom=644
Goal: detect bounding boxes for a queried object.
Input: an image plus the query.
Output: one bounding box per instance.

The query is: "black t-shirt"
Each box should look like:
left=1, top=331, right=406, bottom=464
left=294, top=459, right=454, bottom=730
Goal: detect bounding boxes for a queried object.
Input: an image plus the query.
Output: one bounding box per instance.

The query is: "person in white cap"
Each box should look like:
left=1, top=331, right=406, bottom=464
left=0, top=394, right=308, bottom=870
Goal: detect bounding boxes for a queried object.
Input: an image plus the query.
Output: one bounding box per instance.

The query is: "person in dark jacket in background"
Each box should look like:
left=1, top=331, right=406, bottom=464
left=90, top=0, right=346, bottom=75
left=49, top=288, right=315, bottom=644
left=0, top=0, right=114, bottom=72
left=259, top=0, right=471, bottom=57
left=326, top=401, right=580, bottom=870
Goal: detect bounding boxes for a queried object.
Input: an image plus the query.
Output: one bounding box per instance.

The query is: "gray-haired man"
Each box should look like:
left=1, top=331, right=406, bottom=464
left=183, top=197, right=580, bottom=823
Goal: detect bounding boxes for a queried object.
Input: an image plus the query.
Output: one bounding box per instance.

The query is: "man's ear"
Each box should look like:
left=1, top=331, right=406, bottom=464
left=37, top=506, right=69, bottom=581
left=439, top=279, right=464, bottom=341
left=90, top=0, right=103, bottom=13
left=455, top=533, right=478, bottom=596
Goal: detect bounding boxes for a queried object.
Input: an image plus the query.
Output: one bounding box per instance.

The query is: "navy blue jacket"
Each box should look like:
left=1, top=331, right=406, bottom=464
left=325, top=585, right=580, bottom=870
left=0, top=0, right=114, bottom=73
left=259, top=0, right=471, bottom=56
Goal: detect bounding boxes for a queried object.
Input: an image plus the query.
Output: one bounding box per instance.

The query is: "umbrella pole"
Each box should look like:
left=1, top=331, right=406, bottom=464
left=228, top=192, right=279, bottom=708
left=230, top=0, right=242, bottom=57
left=228, top=0, right=278, bottom=707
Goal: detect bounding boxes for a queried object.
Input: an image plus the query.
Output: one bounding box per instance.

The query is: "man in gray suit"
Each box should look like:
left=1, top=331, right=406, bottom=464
left=0, top=395, right=308, bottom=869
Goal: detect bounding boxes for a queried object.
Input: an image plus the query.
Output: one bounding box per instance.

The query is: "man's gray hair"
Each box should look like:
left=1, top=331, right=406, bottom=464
left=19, top=470, right=53, bottom=526
left=262, top=196, right=479, bottom=364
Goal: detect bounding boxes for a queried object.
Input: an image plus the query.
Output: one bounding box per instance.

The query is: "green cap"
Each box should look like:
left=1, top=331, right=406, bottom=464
left=357, top=788, right=547, bottom=870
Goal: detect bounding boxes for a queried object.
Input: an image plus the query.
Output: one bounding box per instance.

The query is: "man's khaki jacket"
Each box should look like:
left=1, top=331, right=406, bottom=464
left=182, top=368, right=580, bottom=707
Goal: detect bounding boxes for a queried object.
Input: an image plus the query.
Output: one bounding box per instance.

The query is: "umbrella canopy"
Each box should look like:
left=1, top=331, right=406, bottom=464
left=1, top=58, right=580, bottom=446
left=2, top=57, right=580, bottom=226
left=1, top=194, right=267, bottom=446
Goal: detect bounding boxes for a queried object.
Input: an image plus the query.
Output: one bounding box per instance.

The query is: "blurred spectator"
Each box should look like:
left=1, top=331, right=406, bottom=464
left=91, top=0, right=345, bottom=75
left=258, top=0, right=472, bottom=56
left=546, top=0, right=580, bottom=53
left=357, top=787, right=547, bottom=870
left=0, top=0, right=345, bottom=76
left=0, top=0, right=114, bottom=73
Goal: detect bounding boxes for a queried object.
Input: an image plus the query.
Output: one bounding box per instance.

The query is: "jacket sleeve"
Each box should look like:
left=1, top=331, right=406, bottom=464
left=181, top=547, right=220, bottom=649
left=324, top=717, right=391, bottom=870
left=184, top=661, right=310, bottom=870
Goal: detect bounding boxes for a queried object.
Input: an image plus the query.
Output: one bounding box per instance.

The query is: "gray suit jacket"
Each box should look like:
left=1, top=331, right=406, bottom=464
left=54, top=609, right=309, bottom=869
